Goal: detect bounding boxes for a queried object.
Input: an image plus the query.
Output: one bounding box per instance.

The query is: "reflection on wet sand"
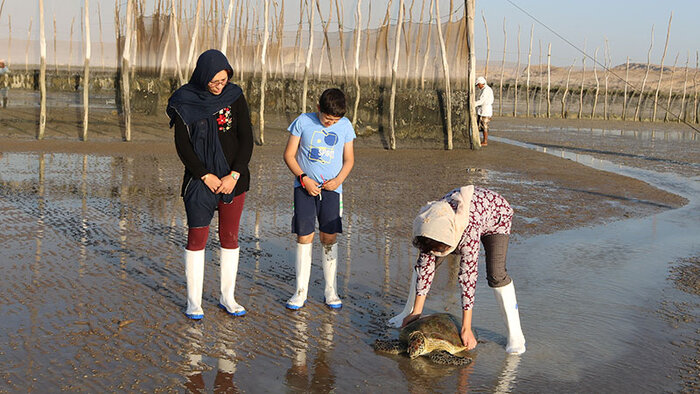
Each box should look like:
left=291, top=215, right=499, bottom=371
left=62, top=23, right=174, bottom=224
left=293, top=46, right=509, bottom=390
left=183, top=325, right=239, bottom=393
left=492, top=354, right=522, bottom=394
left=285, top=312, right=337, bottom=393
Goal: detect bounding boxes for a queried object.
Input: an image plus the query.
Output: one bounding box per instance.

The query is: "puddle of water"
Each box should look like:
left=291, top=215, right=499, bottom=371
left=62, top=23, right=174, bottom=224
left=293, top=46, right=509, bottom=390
left=0, top=143, right=697, bottom=391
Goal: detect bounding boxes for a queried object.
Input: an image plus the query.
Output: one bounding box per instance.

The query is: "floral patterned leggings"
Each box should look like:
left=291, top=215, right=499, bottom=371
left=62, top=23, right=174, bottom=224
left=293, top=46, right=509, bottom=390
left=415, top=187, right=513, bottom=310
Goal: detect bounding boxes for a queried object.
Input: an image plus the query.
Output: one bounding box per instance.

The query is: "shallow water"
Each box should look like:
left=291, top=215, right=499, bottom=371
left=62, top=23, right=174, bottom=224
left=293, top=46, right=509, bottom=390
left=0, top=135, right=698, bottom=391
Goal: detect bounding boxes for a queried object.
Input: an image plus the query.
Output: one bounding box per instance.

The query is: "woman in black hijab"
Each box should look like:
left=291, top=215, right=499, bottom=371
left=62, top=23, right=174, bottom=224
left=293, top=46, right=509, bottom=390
left=167, top=49, right=254, bottom=320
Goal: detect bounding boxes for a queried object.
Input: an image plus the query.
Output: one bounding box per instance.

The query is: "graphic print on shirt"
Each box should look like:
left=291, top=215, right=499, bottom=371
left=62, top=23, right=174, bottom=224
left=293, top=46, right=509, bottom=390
left=308, top=130, right=339, bottom=164
left=216, top=106, right=233, bottom=132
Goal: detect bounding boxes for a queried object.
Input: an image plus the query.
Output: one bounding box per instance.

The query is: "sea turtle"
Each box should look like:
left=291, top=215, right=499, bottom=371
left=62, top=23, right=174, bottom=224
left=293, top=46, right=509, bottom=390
left=374, top=313, right=472, bottom=366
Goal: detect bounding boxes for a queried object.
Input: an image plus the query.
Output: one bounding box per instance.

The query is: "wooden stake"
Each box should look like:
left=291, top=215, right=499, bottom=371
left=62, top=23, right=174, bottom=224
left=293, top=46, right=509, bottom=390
left=25, top=17, right=32, bottom=72
left=352, top=0, right=362, bottom=129
left=561, top=58, right=575, bottom=118
left=98, top=3, right=105, bottom=71
left=434, top=0, right=452, bottom=149
left=170, top=0, right=183, bottom=84
left=466, top=0, right=479, bottom=149
left=499, top=17, right=505, bottom=116
left=335, top=0, right=349, bottom=86
left=158, top=8, right=172, bottom=79
left=525, top=24, right=532, bottom=117
left=482, top=10, right=489, bottom=80
left=663, top=52, right=678, bottom=122
left=694, top=51, right=699, bottom=124
left=412, top=0, right=426, bottom=85
left=603, top=39, right=610, bottom=120
left=7, top=15, right=11, bottom=65
left=301, top=0, right=315, bottom=113
left=652, top=12, right=672, bottom=122
left=537, top=40, right=543, bottom=117
left=82, top=0, right=90, bottom=141
left=420, top=0, right=434, bottom=90
left=578, top=40, right=585, bottom=119
left=185, top=0, right=202, bottom=77
left=513, top=25, right=520, bottom=117
left=622, top=56, right=629, bottom=120
left=293, top=0, right=305, bottom=79
left=258, top=0, right=269, bottom=145
left=389, top=0, right=404, bottom=150
left=635, top=26, right=654, bottom=121
left=591, top=47, right=599, bottom=118
left=53, top=14, right=57, bottom=72
left=221, top=0, right=235, bottom=54
left=546, top=42, right=551, bottom=118
left=679, top=52, right=689, bottom=122
left=374, top=0, right=393, bottom=84
left=38, top=0, right=47, bottom=139
left=402, top=0, right=415, bottom=87
left=122, top=0, right=134, bottom=141
left=315, top=0, right=334, bottom=82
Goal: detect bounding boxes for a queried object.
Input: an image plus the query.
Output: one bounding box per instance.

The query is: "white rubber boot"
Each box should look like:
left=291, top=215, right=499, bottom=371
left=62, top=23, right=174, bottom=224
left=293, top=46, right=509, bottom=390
left=387, top=268, right=418, bottom=328
left=218, top=247, right=246, bottom=316
left=322, top=243, right=342, bottom=309
left=286, top=243, right=312, bottom=310
left=493, top=281, right=527, bottom=354
left=185, top=249, right=205, bottom=319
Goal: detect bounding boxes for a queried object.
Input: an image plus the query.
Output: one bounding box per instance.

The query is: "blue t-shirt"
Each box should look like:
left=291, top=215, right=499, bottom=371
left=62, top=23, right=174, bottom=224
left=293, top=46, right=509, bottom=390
left=288, top=112, right=356, bottom=194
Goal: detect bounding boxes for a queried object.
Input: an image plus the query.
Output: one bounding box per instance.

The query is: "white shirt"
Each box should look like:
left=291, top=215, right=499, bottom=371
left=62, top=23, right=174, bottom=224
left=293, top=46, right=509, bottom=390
left=474, top=84, right=494, bottom=117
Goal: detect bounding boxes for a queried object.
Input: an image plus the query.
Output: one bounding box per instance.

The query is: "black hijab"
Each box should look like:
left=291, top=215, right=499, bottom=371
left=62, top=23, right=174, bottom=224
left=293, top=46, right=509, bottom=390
left=166, top=49, right=242, bottom=127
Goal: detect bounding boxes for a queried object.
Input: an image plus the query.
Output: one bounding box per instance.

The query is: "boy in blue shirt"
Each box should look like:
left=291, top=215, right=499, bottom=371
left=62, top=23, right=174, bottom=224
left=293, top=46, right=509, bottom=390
left=283, top=88, right=356, bottom=309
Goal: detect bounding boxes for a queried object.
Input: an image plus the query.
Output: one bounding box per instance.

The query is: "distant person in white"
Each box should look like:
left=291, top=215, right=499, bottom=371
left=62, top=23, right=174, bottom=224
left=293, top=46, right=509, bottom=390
left=475, top=76, right=493, bottom=146
left=0, top=60, right=9, bottom=108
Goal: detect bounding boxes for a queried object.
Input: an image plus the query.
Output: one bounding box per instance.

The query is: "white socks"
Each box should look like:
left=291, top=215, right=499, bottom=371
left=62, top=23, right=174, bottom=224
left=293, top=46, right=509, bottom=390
left=286, top=242, right=312, bottom=309
left=185, top=249, right=205, bottom=319
left=493, top=281, right=527, bottom=354
left=387, top=268, right=418, bottom=328
left=219, top=247, right=246, bottom=316
left=322, top=243, right=342, bottom=308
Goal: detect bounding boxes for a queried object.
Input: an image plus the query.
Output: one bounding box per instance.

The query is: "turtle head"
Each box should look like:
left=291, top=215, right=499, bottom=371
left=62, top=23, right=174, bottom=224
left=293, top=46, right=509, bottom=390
left=408, top=332, right=427, bottom=359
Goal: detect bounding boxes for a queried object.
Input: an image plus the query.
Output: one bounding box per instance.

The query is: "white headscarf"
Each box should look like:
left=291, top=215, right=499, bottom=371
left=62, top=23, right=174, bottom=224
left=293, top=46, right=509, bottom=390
left=412, top=186, right=474, bottom=257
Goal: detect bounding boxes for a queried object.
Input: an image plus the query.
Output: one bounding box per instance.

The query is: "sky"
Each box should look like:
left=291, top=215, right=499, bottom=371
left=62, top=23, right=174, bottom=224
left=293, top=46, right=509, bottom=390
left=1, top=0, right=698, bottom=67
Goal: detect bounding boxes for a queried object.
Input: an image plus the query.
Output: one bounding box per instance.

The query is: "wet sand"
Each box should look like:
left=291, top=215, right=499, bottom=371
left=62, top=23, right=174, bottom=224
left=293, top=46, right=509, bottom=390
left=0, top=109, right=698, bottom=391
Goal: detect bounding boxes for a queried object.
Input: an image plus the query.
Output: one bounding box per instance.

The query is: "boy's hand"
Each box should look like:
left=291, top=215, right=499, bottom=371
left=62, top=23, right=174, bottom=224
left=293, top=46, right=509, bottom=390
left=303, top=176, right=322, bottom=196
left=321, top=177, right=340, bottom=191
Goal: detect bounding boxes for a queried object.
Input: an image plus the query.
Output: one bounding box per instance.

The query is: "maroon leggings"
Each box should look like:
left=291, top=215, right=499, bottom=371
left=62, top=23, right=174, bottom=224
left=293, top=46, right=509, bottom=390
left=186, top=193, right=246, bottom=251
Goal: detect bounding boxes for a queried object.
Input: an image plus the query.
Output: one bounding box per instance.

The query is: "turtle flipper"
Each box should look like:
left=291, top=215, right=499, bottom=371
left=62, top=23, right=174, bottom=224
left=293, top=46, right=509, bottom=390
left=428, top=350, right=472, bottom=366
left=373, top=339, right=407, bottom=354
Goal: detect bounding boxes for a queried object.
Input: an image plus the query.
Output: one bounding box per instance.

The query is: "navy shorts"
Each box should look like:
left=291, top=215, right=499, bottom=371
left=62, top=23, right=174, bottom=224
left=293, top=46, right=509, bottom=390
left=292, top=186, right=343, bottom=236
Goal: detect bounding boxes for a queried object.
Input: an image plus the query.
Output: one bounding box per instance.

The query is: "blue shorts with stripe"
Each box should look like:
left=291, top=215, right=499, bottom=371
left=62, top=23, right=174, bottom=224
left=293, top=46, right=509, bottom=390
left=292, top=186, right=343, bottom=236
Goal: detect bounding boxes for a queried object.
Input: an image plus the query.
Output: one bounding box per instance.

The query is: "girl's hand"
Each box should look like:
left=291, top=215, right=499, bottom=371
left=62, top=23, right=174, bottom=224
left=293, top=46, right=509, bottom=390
left=303, top=176, right=322, bottom=196
left=202, top=174, right=222, bottom=193
left=460, top=328, right=477, bottom=350
left=216, top=174, right=238, bottom=194
left=321, top=177, right=340, bottom=191
left=401, top=313, right=421, bottom=328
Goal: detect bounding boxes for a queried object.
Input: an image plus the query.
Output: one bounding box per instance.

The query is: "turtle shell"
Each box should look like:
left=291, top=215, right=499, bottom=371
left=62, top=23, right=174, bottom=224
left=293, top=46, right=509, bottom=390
left=399, top=313, right=466, bottom=357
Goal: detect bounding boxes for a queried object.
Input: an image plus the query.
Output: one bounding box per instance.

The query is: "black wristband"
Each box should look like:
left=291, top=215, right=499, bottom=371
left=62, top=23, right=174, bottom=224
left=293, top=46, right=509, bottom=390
left=299, top=173, right=307, bottom=187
